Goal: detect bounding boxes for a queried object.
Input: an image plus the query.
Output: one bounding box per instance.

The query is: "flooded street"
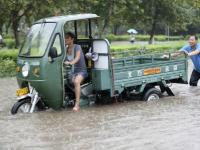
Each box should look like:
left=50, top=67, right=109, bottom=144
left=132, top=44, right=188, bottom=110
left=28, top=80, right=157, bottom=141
left=1, top=62, right=200, bottom=150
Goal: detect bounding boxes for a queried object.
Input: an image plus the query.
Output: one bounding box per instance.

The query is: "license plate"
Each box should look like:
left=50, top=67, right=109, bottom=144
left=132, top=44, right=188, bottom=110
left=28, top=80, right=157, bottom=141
left=16, top=87, right=29, bottom=97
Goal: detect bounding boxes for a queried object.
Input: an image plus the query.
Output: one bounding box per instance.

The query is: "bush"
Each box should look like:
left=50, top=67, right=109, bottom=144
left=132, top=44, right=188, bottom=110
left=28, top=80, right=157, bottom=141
left=106, top=34, right=129, bottom=42
left=135, top=35, right=150, bottom=41
left=106, top=34, right=185, bottom=42
left=0, top=49, right=18, bottom=62
left=167, top=36, right=185, bottom=41
left=4, top=38, right=15, bottom=49
left=3, top=34, right=13, bottom=39
left=154, top=35, right=166, bottom=41
left=0, top=49, right=18, bottom=77
left=0, top=58, right=16, bottom=77
left=111, top=41, right=185, bottom=52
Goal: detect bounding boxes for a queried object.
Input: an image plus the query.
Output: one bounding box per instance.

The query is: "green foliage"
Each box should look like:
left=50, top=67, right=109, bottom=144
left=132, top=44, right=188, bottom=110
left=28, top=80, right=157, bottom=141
left=0, top=58, right=16, bottom=77
left=106, top=34, right=185, bottom=42
left=111, top=41, right=185, bottom=52
left=0, top=49, right=18, bottom=77
left=124, top=0, right=193, bottom=43
left=106, top=34, right=129, bottom=42
left=4, top=38, right=15, bottom=49
left=3, top=34, right=13, bottom=39
left=136, top=35, right=167, bottom=41
left=0, top=49, right=18, bottom=62
left=0, top=0, right=199, bottom=46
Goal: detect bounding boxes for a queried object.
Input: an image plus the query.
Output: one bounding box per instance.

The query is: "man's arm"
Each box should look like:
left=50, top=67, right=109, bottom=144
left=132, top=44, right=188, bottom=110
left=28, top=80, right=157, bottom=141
left=171, top=45, right=189, bottom=58
left=171, top=50, right=186, bottom=57
left=161, top=51, right=185, bottom=59
left=188, top=50, right=200, bottom=56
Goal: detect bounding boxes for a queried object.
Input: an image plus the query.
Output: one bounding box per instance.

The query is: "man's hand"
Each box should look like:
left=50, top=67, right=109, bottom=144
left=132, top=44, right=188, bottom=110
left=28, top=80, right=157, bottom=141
left=171, top=52, right=181, bottom=58
left=161, top=54, right=169, bottom=59
left=187, top=53, right=192, bottom=57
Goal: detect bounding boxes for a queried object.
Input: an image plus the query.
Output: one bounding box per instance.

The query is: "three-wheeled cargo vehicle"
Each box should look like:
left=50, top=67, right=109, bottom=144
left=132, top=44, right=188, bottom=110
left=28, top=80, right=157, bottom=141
left=11, top=14, right=188, bottom=114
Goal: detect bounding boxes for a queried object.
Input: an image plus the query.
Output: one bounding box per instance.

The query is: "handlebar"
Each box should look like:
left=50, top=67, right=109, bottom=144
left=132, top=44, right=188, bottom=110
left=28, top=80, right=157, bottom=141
left=64, top=63, right=72, bottom=69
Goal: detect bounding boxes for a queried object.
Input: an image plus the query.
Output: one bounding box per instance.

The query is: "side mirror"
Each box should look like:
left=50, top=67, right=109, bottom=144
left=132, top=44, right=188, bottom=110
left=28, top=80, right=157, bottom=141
left=49, top=47, right=58, bottom=60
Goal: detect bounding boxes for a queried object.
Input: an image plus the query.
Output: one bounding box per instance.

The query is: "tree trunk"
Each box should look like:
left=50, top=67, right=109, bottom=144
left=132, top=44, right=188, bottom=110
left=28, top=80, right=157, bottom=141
left=11, top=10, right=21, bottom=48
left=113, top=24, right=120, bottom=35
left=0, top=26, right=2, bottom=35
left=13, top=21, right=20, bottom=48
left=149, top=6, right=158, bottom=45
left=101, top=0, right=115, bottom=35
left=149, top=19, right=156, bottom=44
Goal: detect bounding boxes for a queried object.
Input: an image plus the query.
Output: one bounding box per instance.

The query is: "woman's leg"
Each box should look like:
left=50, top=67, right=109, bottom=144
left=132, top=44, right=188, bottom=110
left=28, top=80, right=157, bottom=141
left=73, top=74, right=84, bottom=111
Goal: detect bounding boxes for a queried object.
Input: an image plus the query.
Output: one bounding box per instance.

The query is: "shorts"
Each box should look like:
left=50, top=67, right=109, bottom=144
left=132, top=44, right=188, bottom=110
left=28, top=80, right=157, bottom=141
left=73, top=71, right=88, bottom=79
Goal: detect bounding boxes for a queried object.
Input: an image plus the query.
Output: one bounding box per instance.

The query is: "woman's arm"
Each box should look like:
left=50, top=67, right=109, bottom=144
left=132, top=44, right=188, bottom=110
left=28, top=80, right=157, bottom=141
left=70, top=50, right=81, bottom=65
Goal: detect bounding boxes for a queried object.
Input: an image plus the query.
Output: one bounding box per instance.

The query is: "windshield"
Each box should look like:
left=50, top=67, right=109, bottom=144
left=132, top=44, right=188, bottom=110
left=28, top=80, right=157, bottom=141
left=19, top=23, right=56, bottom=57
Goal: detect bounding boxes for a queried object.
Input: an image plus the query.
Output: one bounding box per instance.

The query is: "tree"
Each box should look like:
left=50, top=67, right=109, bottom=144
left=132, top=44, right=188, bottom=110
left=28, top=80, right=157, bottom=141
left=64, top=0, right=116, bottom=36
left=0, top=0, right=198, bottom=47
left=0, top=0, right=34, bottom=48
left=125, top=0, right=193, bottom=44
left=0, top=0, right=9, bottom=34
left=0, top=0, right=61, bottom=48
left=143, top=0, right=193, bottom=44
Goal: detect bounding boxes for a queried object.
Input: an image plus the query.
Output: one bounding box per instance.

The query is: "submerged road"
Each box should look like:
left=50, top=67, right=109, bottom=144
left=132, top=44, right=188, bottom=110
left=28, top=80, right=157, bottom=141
left=0, top=61, right=200, bottom=150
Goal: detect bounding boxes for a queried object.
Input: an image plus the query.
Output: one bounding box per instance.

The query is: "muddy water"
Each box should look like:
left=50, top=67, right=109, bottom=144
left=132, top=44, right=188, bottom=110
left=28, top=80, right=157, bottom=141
left=1, top=62, right=200, bottom=150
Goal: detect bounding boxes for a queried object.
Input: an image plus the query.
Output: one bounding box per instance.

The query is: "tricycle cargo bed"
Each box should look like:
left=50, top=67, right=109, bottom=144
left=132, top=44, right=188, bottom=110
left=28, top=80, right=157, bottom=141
left=111, top=53, right=188, bottom=94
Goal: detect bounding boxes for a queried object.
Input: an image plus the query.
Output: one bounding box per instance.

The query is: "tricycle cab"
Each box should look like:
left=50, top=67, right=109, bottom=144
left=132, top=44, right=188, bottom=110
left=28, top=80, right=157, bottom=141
left=14, top=14, right=112, bottom=113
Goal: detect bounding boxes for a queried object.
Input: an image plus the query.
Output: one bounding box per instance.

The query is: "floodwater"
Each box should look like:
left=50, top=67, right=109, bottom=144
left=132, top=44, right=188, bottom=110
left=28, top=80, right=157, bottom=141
left=0, top=61, right=200, bottom=150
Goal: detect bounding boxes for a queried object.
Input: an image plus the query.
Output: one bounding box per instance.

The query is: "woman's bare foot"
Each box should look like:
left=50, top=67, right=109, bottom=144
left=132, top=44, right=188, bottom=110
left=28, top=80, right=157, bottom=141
left=72, top=105, right=80, bottom=112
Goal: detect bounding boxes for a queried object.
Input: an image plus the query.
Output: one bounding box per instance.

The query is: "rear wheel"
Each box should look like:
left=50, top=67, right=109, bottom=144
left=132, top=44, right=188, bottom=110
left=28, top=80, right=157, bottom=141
left=11, top=98, right=32, bottom=115
left=95, top=91, right=112, bottom=104
left=142, top=88, right=161, bottom=101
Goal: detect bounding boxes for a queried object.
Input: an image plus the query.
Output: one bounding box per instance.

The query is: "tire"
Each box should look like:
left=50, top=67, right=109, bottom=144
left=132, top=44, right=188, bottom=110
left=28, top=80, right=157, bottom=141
left=36, top=100, right=47, bottom=110
left=95, top=91, right=112, bottom=104
left=142, top=88, right=161, bottom=101
left=11, top=98, right=32, bottom=115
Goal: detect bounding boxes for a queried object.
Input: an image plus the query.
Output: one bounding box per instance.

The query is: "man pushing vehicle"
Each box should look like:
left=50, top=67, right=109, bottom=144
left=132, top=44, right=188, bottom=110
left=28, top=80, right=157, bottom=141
left=174, top=35, right=200, bottom=86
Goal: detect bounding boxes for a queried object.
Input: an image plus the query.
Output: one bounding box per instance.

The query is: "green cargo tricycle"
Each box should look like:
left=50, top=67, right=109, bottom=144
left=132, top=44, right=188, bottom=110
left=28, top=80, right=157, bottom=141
left=11, top=14, right=188, bottom=114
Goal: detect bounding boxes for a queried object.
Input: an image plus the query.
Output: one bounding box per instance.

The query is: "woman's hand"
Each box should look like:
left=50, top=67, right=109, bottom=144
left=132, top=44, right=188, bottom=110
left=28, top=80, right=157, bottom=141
left=64, top=61, right=71, bottom=65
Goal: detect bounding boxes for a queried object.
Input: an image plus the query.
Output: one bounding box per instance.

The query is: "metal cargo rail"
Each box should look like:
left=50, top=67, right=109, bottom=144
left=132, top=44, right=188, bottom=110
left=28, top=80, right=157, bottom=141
left=110, top=50, right=188, bottom=96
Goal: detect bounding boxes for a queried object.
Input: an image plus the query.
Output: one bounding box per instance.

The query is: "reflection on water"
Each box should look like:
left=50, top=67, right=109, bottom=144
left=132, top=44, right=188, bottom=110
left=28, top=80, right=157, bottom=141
left=1, top=62, right=200, bottom=150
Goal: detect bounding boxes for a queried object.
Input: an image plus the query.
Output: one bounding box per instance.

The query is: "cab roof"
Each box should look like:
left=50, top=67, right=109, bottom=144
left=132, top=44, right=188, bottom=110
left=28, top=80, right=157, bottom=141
left=36, top=13, right=99, bottom=23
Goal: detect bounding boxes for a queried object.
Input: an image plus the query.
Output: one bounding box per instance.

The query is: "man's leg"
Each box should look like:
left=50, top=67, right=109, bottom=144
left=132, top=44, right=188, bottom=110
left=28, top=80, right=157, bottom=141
left=73, top=75, right=84, bottom=111
left=189, top=69, right=200, bottom=86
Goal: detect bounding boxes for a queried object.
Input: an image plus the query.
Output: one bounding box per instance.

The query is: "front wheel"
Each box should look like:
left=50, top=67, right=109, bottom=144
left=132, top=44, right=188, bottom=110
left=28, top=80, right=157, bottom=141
left=11, top=98, right=32, bottom=115
left=142, top=88, right=161, bottom=101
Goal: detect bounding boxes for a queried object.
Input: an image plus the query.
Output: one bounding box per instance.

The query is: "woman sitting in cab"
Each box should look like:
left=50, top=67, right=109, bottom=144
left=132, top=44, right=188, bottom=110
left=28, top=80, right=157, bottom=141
left=64, top=32, right=88, bottom=111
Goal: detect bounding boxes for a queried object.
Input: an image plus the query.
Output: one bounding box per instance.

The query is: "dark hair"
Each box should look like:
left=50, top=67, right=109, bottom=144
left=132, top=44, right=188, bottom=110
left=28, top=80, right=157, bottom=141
left=190, top=35, right=198, bottom=40
left=65, top=32, right=75, bottom=39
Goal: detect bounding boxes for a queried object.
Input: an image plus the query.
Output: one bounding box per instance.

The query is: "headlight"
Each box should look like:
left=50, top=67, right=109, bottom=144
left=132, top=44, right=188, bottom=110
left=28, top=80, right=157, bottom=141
left=22, top=62, right=30, bottom=77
